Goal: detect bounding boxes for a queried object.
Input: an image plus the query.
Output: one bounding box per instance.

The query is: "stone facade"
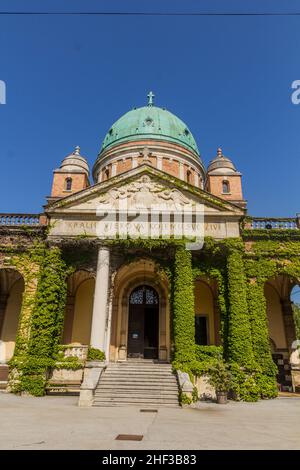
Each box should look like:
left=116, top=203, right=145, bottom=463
left=0, top=97, right=299, bottom=403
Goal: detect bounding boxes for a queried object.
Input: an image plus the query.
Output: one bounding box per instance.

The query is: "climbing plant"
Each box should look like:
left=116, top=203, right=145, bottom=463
left=9, top=246, right=69, bottom=396
left=226, top=243, right=254, bottom=368
left=172, top=246, right=196, bottom=364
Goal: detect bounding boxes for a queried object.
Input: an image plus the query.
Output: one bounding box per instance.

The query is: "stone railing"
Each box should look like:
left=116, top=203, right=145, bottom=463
left=244, top=216, right=300, bottom=230
left=63, top=344, right=89, bottom=361
left=0, top=213, right=44, bottom=226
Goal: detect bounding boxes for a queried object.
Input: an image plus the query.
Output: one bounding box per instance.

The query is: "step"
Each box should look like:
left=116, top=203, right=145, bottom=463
left=95, top=389, right=178, bottom=396
left=94, top=362, right=179, bottom=408
left=105, top=367, right=172, bottom=374
left=105, top=369, right=173, bottom=375
left=93, top=402, right=178, bottom=408
left=101, top=377, right=176, bottom=382
left=97, top=384, right=178, bottom=390
left=103, top=374, right=174, bottom=378
left=94, top=396, right=179, bottom=403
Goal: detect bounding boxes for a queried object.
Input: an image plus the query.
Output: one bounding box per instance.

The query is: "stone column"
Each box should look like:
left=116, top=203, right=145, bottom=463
left=281, top=299, right=296, bottom=352
left=179, top=162, right=184, bottom=180
left=157, top=156, right=162, bottom=170
left=90, top=246, right=110, bottom=352
left=111, top=162, right=117, bottom=177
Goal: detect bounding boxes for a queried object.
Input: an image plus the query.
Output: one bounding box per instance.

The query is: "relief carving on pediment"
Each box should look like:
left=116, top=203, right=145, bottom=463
left=96, top=175, right=192, bottom=210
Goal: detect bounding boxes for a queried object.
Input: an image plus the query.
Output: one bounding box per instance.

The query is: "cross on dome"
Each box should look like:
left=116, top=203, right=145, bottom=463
left=147, top=91, right=155, bottom=106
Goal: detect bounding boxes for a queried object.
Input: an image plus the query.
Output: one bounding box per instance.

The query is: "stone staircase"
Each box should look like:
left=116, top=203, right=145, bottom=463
left=93, top=361, right=179, bottom=407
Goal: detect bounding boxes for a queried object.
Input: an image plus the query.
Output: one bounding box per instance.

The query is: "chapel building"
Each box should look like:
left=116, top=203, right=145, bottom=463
left=0, top=93, right=299, bottom=405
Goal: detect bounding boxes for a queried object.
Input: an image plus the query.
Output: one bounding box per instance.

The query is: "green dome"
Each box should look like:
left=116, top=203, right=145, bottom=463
left=100, top=105, right=199, bottom=155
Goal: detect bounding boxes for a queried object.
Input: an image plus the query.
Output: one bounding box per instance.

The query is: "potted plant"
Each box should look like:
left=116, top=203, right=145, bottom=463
left=208, top=359, right=232, bottom=404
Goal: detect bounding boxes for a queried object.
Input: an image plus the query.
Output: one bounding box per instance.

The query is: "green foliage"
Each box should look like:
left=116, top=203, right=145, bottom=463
left=28, top=247, right=68, bottom=358
left=87, top=347, right=106, bottom=361
left=173, top=247, right=196, bottom=363
left=195, top=345, right=223, bottom=362
left=246, top=277, right=278, bottom=396
left=11, top=247, right=69, bottom=396
left=207, top=358, right=232, bottom=393
left=255, top=372, right=278, bottom=399
left=53, top=356, right=83, bottom=371
left=229, top=363, right=260, bottom=402
left=8, top=356, right=53, bottom=396
left=242, top=229, right=300, bottom=241
left=192, top=386, right=199, bottom=402
left=179, top=391, right=192, bottom=405
left=226, top=248, right=254, bottom=367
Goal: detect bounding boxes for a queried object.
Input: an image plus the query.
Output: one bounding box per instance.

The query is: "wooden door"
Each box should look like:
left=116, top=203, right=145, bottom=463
left=127, top=304, right=145, bottom=358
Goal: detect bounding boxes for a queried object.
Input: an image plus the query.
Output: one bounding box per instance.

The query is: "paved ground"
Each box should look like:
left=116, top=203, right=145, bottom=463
left=0, top=393, right=299, bottom=450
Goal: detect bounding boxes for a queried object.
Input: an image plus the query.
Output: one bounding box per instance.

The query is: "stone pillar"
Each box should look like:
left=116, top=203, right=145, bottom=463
left=111, top=162, right=117, bottom=177
left=0, top=294, right=8, bottom=338
left=90, top=246, right=110, bottom=352
left=281, top=299, right=296, bottom=352
left=157, top=156, right=162, bottom=170
left=179, top=162, right=184, bottom=180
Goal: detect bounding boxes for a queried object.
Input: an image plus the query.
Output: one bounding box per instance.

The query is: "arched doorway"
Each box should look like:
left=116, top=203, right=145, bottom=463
left=127, top=285, right=159, bottom=359
left=109, top=259, right=170, bottom=362
left=62, top=270, right=95, bottom=345
left=0, top=268, right=24, bottom=365
left=265, top=275, right=298, bottom=391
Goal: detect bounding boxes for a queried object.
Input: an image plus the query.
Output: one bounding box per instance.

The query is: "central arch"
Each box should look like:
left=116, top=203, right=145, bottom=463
left=127, top=285, right=159, bottom=359
left=109, top=259, right=170, bottom=362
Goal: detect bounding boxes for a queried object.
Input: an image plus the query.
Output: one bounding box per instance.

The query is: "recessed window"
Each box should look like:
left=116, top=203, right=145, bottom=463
left=145, top=117, right=153, bottom=126
left=184, top=128, right=190, bottom=136
left=222, top=180, right=230, bottom=194
left=65, top=177, right=72, bottom=191
left=109, top=128, right=113, bottom=136
left=195, top=315, right=208, bottom=346
left=104, top=168, right=110, bottom=180
left=186, top=170, right=192, bottom=184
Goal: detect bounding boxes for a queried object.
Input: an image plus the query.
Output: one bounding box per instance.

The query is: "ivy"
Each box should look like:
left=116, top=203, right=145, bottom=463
left=226, top=248, right=254, bottom=368
left=3, top=233, right=300, bottom=403
left=87, top=347, right=105, bottom=361
left=28, top=247, right=68, bottom=358
left=173, top=247, right=196, bottom=363
left=246, top=278, right=278, bottom=398
left=10, top=246, right=69, bottom=396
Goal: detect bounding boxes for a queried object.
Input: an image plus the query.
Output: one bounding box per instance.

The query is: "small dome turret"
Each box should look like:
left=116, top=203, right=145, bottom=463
left=50, top=146, right=90, bottom=199
left=60, top=146, right=89, bottom=176
left=207, top=147, right=237, bottom=175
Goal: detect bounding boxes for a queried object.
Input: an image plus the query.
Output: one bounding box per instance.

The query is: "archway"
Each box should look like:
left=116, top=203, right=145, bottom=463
left=194, top=279, right=220, bottom=346
left=265, top=275, right=298, bottom=391
left=127, top=285, right=159, bottom=359
left=62, top=270, right=95, bottom=345
left=0, top=268, right=24, bottom=365
left=109, top=259, right=170, bottom=362
left=291, top=284, right=300, bottom=340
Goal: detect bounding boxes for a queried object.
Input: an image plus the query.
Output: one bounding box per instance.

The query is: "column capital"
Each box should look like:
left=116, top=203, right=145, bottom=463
left=98, top=245, right=110, bottom=252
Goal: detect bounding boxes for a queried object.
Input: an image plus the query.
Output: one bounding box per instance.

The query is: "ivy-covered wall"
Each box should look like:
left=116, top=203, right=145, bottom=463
left=8, top=245, right=69, bottom=396
left=1, top=231, right=299, bottom=400
left=173, top=247, right=196, bottom=364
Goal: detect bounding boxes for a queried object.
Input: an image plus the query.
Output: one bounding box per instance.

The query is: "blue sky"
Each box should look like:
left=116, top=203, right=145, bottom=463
left=0, top=0, right=300, bottom=217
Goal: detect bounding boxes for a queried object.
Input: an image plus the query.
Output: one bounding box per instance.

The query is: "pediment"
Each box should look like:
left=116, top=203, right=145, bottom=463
left=46, top=165, right=244, bottom=240
left=46, top=165, right=243, bottom=216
